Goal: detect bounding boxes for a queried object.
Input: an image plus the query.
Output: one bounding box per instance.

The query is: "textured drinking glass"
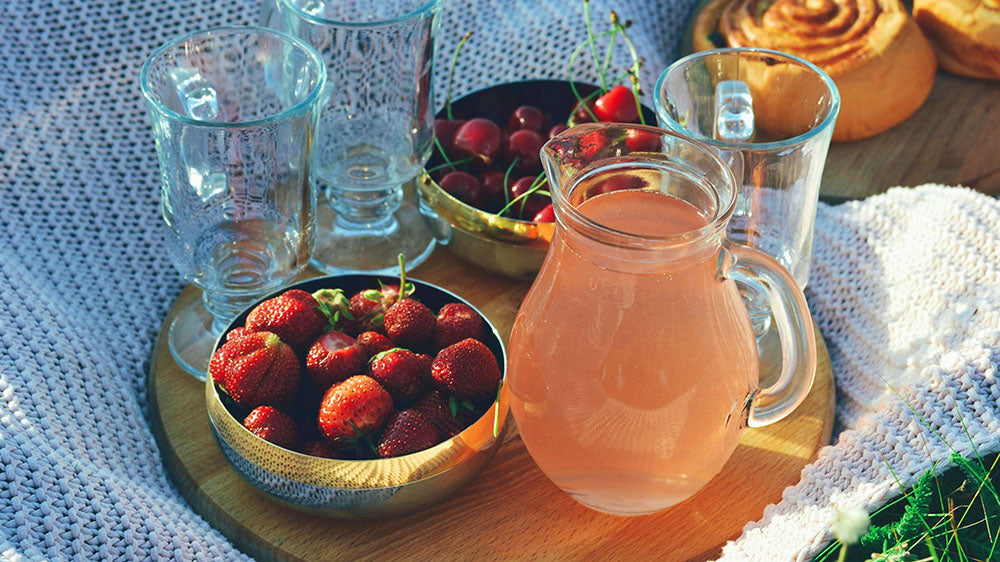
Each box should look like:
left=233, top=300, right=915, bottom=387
left=140, top=26, right=326, bottom=379
left=655, top=48, right=839, bottom=334
left=278, top=0, right=441, bottom=274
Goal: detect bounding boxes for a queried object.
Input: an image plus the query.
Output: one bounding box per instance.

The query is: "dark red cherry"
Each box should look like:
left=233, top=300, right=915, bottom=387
left=548, top=123, right=569, bottom=139
left=504, top=129, right=545, bottom=175
left=508, top=176, right=550, bottom=220
left=453, top=118, right=502, bottom=162
left=532, top=204, right=555, bottom=223
left=585, top=173, right=648, bottom=199
left=594, top=85, right=639, bottom=123
left=506, top=105, right=545, bottom=133
left=439, top=171, right=484, bottom=209
left=625, top=128, right=662, bottom=152
left=479, top=170, right=507, bottom=212
left=571, top=99, right=598, bottom=124
left=434, top=119, right=466, bottom=154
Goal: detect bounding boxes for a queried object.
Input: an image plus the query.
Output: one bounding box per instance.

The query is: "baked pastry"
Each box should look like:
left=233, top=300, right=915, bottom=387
left=914, top=0, right=1000, bottom=80
left=691, top=0, right=938, bottom=142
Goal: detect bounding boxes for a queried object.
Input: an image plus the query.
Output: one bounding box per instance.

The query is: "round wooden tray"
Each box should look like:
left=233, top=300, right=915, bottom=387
left=147, top=251, right=835, bottom=561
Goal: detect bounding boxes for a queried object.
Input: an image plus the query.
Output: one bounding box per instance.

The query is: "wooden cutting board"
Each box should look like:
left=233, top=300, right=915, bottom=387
left=147, top=250, right=835, bottom=562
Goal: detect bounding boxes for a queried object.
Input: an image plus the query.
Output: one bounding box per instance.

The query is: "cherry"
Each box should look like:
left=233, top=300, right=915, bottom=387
left=532, top=204, right=555, bottom=223
left=479, top=169, right=507, bottom=212
left=586, top=173, right=648, bottom=198
left=439, top=171, right=484, bottom=209
left=571, top=98, right=598, bottom=124
left=594, top=85, right=639, bottom=123
left=548, top=123, right=569, bottom=139
left=506, top=105, right=545, bottom=133
left=453, top=118, right=502, bottom=162
left=625, top=128, right=662, bottom=152
left=504, top=129, right=545, bottom=175
left=434, top=119, right=466, bottom=154
left=508, top=176, right=550, bottom=220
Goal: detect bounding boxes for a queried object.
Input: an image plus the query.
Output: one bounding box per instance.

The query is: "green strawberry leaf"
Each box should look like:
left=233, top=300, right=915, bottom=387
left=461, top=399, right=475, bottom=412
left=370, top=347, right=406, bottom=364
left=448, top=395, right=459, bottom=418
left=402, top=282, right=415, bottom=298
left=363, top=289, right=382, bottom=303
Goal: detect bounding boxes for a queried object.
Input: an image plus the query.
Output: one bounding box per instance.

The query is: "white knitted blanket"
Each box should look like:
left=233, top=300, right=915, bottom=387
left=2, top=0, right=998, bottom=559
left=720, top=185, right=1000, bottom=561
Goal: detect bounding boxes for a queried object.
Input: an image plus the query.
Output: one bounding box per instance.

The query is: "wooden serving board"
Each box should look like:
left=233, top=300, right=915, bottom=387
left=147, top=250, right=835, bottom=562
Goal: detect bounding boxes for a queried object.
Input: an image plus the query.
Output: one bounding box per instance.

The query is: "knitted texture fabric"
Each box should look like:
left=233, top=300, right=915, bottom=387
left=0, top=0, right=694, bottom=559
left=719, top=185, right=1000, bottom=561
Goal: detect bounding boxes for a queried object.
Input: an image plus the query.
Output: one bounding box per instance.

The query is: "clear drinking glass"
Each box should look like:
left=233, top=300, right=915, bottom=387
left=654, top=48, right=839, bottom=334
left=277, top=0, right=442, bottom=275
left=140, top=26, right=326, bottom=379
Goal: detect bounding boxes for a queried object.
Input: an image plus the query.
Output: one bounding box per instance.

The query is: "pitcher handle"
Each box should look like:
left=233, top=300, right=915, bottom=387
left=724, top=241, right=816, bottom=427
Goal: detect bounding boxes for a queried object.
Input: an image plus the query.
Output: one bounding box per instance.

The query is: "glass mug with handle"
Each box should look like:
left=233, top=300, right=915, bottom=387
left=507, top=123, right=816, bottom=515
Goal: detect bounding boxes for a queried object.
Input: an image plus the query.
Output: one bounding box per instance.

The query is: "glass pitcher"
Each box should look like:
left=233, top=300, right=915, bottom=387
left=507, top=123, right=816, bottom=515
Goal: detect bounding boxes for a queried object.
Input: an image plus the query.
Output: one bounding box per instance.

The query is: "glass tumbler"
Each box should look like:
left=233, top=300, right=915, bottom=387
left=278, top=0, right=442, bottom=274
left=140, top=26, right=326, bottom=379
left=654, top=48, right=839, bottom=334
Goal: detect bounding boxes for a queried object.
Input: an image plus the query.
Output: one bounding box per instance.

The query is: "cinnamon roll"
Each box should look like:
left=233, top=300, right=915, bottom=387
left=914, top=0, right=1000, bottom=80
left=691, top=0, right=938, bottom=141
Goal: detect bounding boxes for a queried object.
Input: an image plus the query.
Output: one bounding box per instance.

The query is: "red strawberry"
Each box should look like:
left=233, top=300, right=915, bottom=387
left=299, top=440, right=345, bottom=459
left=312, top=288, right=358, bottom=335
left=305, top=331, right=367, bottom=393
left=430, top=338, right=501, bottom=401
left=226, top=326, right=250, bottom=342
left=245, top=289, right=327, bottom=352
left=413, top=390, right=476, bottom=440
left=318, top=375, right=394, bottom=443
left=367, top=348, right=426, bottom=404
left=384, top=299, right=435, bottom=349
left=376, top=410, right=437, bottom=458
left=209, top=331, right=299, bottom=409
left=348, top=284, right=401, bottom=332
left=243, top=406, right=299, bottom=449
left=356, top=331, right=394, bottom=358
left=434, top=302, right=485, bottom=350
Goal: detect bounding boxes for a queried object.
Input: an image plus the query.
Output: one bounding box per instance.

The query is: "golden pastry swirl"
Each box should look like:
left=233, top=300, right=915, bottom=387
left=718, top=0, right=908, bottom=77
left=691, top=0, right=938, bottom=141
left=914, top=0, right=1000, bottom=80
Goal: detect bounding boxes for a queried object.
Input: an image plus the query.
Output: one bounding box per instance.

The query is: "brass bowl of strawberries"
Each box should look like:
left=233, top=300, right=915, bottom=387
left=418, top=79, right=655, bottom=280
left=205, top=273, right=509, bottom=518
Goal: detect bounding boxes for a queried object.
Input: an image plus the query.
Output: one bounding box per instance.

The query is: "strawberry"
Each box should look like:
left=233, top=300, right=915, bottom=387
left=430, top=338, right=501, bottom=401
left=433, top=302, right=484, bottom=350
left=376, top=410, right=437, bottom=458
left=413, top=390, right=476, bottom=440
left=356, top=331, right=394, bottom=358
left=245, top=289, right=327, bottom=352
left=243, top=406, right=299, bottom=450
left=209, top=331, right=299, bottom=409
left=318, top=375, right=394, bottom=443
left=299, top=440, right=345, bottom=459
left=305, top=331, right=367, bottom=393
left=226, top=326, right=250, bottom=342
left=384, top=298, right=435, bottom=349
left=348, top=284, right=401, bottom=332
left=312, top=288, right=358, bottom=335
left=367, top=348, right=426, bottom=404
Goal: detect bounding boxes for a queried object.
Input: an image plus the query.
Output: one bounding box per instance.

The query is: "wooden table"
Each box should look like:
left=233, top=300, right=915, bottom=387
left=822, top=72, right=1000, bottom=200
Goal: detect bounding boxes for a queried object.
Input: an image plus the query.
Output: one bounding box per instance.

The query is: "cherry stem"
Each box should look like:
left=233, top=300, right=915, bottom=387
left=567, top=29, right=616, bottom=123
left=445, top=31, right=473, bottom=122
left=613, top=20, right=646, bottom=125
left=583, top=0, right=608, bottom=92
left=503, top=157, right=518, bottom=206
left=601, top=29, right=618, bottom=81
left=497, top=174, right=547, bottom=219
left=433, top=136, right=459, bottom=171
left=425, top=157, right=472, bottom=174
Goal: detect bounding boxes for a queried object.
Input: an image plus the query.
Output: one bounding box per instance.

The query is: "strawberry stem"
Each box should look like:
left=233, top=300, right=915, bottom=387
left=445, top=31, right=473, bottom=122
left=397, top=253, right=407, bottom=304
left=583, top=0, right=608, bottom=92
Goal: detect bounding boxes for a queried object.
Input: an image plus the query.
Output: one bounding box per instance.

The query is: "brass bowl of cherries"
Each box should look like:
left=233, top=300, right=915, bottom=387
left=418, top=79, right=655, bottom=281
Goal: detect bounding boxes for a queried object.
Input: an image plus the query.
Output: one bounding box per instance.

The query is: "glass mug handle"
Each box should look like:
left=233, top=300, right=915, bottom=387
left=722, top=240, right=817, bottom=427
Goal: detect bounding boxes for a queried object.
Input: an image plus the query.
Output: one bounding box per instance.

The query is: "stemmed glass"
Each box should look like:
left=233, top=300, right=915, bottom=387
left=140, top=26, right=327, bottom=379
left=276, top=0, right=442, bottom=275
